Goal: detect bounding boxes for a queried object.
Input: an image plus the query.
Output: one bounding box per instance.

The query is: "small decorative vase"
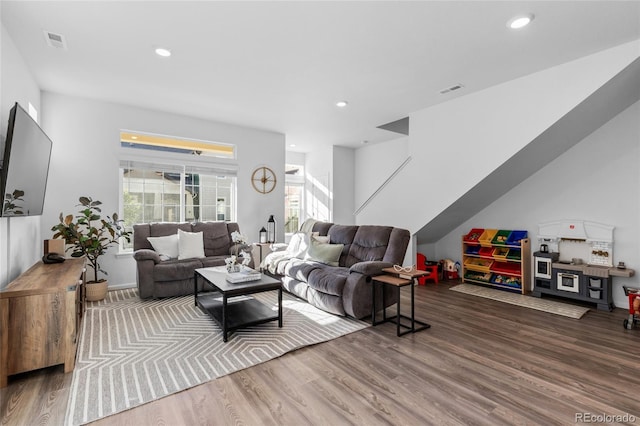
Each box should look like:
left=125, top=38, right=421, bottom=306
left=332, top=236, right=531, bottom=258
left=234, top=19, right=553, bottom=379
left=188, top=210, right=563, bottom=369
left=227, top=264, right=241, bottom=273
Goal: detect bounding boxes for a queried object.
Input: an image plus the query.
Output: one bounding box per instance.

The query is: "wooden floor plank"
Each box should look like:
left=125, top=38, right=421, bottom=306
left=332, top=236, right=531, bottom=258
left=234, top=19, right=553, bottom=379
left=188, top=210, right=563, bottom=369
left=2, top=281, right=639, bottom=426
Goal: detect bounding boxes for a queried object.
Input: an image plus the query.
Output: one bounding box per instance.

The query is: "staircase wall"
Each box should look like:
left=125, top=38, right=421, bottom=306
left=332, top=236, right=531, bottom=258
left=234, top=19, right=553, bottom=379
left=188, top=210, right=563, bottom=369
left=355, top=40, right=640, bottom=238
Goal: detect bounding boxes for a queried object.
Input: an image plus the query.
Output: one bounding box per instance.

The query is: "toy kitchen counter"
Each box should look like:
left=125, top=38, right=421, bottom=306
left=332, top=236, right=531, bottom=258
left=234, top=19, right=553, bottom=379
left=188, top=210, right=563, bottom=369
left=531, top=220, right=635, bottom=311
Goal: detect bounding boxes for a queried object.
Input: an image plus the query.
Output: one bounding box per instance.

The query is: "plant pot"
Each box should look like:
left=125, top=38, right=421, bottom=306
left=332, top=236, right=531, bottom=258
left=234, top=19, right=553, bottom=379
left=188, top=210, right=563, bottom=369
left=85, top=280, right=108, bottom=301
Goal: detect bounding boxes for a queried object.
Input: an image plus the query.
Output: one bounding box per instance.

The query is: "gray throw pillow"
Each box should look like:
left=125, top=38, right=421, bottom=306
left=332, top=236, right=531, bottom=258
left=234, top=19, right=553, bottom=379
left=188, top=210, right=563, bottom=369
left=304, top=239, right=343, bottom=266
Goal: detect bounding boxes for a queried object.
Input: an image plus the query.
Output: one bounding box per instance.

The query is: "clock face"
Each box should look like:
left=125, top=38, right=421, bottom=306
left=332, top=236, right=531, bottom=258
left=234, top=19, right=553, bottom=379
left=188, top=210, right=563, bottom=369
left=251, top=166, right=276, bottom=194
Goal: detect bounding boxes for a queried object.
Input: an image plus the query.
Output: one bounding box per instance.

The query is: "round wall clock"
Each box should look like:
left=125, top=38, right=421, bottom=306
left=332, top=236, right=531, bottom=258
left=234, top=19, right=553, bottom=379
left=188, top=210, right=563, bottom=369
left=251, top=166, right=277, bottom=194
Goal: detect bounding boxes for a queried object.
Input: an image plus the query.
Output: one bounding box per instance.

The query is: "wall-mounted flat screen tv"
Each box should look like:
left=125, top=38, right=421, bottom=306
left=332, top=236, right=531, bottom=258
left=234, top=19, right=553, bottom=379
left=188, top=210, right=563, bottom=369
left=1, top=102, right=53, bottom=217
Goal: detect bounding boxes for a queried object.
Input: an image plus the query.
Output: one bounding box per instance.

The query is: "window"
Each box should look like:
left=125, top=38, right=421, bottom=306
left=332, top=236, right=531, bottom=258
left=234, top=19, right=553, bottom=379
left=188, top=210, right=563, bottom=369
left=119, top=131, right=237, bottom=251
left=284, top=183, right=302, bottom=234
left=284, top=163, right=305, bottom=235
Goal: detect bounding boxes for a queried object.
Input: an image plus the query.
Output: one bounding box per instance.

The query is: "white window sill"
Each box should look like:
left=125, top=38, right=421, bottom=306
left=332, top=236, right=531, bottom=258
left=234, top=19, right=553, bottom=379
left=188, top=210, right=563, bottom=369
left=115, top=251, right=134, bottom=259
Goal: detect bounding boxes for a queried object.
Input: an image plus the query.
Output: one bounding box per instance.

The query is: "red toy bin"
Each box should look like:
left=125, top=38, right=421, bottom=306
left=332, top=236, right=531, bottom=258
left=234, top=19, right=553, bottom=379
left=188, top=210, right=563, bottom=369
left=492, top=262, right=521, bottom=275
left=478, top=247, right=494, bottom=257
left=464, top=228, right=484, bottom=243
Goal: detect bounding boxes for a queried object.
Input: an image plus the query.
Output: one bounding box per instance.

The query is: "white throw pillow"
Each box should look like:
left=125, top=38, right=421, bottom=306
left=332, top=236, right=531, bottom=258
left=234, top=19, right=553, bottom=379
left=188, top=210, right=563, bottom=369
left=312, top=234, right=330, bottom=244
left=178, top=229, right=205, bottom=260
left=147, top=234, right=179, bottom=258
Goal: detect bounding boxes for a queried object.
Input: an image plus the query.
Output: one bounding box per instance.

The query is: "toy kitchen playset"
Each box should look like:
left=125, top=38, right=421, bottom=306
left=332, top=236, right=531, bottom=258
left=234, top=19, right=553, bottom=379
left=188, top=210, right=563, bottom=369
left=531, top=220, right=635, bottom=311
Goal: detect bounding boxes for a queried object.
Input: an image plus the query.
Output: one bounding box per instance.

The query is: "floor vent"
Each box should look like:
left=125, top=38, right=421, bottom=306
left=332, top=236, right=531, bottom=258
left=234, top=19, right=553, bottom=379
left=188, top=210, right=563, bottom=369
left=43, top=31, right=68, bottom=50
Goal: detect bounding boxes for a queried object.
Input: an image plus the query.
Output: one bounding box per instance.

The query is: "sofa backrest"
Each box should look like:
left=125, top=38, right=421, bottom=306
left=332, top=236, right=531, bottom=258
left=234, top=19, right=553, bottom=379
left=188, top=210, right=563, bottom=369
left=311, top=221, right=410, bottom=267
left=134, top=222, right=240, bottom=256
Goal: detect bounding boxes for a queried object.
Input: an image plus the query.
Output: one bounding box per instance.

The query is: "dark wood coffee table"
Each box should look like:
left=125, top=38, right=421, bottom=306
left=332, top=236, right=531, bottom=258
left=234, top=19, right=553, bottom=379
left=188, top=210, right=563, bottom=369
left=194, top=267, right=282, bottom=342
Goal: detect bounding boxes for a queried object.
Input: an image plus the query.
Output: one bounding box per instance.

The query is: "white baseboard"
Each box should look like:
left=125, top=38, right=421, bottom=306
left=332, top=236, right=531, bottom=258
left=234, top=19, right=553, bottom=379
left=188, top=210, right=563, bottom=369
left=108, top=282, right=136, bottom=290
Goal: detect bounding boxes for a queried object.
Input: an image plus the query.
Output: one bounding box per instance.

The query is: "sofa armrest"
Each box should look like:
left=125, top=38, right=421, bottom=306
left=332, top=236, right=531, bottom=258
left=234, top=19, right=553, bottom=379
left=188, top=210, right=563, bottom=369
left=349, top=261, right=393, bottom=277
left=133, top=249, right=162, bottom=264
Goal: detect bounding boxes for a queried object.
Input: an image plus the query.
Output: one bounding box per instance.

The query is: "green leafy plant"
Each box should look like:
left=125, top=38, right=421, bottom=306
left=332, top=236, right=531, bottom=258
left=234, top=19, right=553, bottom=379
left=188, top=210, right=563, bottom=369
left=51, top=196, right=131, bottom=283
left=3, top=189, right=25, bottom=215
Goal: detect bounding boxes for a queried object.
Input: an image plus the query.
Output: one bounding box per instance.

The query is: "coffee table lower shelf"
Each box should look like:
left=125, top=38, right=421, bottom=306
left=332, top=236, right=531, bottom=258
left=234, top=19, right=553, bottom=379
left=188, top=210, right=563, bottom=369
left=196, top=293, right=280, bottom=340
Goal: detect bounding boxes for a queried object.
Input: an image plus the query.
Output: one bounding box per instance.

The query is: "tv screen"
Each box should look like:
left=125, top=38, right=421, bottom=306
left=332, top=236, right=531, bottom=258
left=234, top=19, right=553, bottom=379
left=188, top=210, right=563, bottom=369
left=1, top=102, right=53, bottom=217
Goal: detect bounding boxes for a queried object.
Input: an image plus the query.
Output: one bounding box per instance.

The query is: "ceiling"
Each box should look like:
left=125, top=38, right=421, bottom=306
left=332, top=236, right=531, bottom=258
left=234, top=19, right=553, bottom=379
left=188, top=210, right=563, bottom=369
left=2, top=1, right=639, bottom=153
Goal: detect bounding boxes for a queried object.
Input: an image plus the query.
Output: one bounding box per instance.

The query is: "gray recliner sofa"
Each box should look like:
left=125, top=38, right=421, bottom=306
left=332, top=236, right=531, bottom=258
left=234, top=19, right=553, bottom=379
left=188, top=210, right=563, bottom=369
left=265, top=221, right=411, bottom=319
left=133, top=222, right=245, bottom=299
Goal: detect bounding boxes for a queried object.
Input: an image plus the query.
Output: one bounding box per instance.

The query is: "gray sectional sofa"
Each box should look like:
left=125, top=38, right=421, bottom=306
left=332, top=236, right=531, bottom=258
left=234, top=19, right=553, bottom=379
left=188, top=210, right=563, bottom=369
left=133, top=222, right=245, bottom=299
left=263, top=221, right=411, bottom=319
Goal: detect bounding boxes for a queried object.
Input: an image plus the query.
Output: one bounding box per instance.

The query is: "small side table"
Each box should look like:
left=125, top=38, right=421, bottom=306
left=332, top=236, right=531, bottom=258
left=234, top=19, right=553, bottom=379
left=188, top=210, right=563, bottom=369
left=252, top=243, right=274, bottom=271
left=371, top=267, right=431, bottom=336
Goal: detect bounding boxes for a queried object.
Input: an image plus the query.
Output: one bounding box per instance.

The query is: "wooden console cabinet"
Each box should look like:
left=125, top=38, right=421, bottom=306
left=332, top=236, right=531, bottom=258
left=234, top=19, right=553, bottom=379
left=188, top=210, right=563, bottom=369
left=0, top=258, right=86, bottom=387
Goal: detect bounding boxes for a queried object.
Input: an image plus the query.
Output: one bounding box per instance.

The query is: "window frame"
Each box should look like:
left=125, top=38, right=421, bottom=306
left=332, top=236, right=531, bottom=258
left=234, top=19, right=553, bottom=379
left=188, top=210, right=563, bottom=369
left=118, top=144, right=238, bottom=253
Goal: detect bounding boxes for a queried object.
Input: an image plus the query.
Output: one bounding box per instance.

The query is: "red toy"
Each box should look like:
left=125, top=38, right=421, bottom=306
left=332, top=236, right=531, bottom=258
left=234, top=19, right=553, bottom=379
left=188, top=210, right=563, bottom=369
left=442, top=258, right=460, bottom=280
left=416, top=253, right=439, bottom=285
left=623, top=286, right=640, bottom=330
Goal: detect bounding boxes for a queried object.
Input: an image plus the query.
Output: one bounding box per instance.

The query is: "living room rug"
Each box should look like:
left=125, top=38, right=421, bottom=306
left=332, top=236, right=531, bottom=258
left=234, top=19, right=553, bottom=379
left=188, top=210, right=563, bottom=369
left=65, top=289, right=368, bottom=425
left=450, top=284, right=590, bottom=319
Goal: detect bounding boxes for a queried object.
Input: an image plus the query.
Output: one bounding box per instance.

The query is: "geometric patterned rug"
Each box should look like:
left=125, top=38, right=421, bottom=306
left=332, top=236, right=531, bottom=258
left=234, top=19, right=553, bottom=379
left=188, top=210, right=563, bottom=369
left=65, top=289, right=368, bottom=425
left=450, top=284, right=590, bottom=319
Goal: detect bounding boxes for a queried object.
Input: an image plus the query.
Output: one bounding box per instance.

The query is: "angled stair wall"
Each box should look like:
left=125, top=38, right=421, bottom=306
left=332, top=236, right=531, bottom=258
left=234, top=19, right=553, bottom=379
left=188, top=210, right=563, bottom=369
left=355, top=40, right=640, bottom=244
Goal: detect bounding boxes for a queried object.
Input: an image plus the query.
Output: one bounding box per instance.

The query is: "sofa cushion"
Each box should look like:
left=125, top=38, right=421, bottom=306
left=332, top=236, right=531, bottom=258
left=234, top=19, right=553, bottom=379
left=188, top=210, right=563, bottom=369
left=327, top=225, right=358, bottom=266
left=150, top=222, right=192, bottom=237
left=200, top=255, right=229, bottom=268
left=153, top=258, right=203, bottom=282
left=306, top=266, right=348, bottom=296
left=306, top=287, right=345, bottom=316
left=311, top=221, right=334, bottom=237
left=281, top=258, right=322, bottom=282
left=344, top=226, right=393, bottom=267
left=192, top=222, right=232, bottom=256
left=178, top=230, right=205, bottom=259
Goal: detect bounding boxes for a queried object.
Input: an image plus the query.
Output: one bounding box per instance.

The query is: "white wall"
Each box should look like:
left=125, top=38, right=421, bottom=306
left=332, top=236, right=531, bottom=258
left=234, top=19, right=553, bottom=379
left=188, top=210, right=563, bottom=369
left=332, top=146, right=355, bottom=225
left=422, top=100, right=640, bottom=308
left=354, top=136, right=408, bottom=216
left=0, top=23, right=43, bottom=288
left=40, top=92, right=285, bottom=288
left=304, top=145, right=333, bottom=222
left=355, top=40, right=640, bottom=236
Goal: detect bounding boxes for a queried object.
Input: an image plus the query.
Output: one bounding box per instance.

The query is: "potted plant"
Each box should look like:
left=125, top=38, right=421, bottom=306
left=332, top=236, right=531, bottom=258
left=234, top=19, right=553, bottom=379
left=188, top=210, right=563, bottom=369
left=51, top=196, right=131, bottom=301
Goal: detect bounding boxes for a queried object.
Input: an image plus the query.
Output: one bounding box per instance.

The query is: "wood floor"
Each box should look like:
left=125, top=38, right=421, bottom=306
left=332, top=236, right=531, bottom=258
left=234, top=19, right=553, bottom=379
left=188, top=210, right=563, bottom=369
left=2, top=281, right=639, bottom=426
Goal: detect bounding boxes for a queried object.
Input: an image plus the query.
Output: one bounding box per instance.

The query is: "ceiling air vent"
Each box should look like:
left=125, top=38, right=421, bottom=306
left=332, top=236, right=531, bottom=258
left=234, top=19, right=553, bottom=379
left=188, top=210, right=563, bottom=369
left=43, top=30, right=68, bottom=50
left=439, top=83, right=464, bottom=95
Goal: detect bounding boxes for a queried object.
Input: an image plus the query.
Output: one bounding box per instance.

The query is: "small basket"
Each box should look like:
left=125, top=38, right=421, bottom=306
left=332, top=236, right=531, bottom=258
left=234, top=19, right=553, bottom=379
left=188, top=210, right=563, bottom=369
left=85, top=281, right=108, bottom=302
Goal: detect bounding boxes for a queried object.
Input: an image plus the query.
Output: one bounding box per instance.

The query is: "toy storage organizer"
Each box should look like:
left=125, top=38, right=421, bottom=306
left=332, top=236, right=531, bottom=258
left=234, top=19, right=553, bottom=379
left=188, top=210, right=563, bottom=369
left=462, top=228, right=531, bottom=294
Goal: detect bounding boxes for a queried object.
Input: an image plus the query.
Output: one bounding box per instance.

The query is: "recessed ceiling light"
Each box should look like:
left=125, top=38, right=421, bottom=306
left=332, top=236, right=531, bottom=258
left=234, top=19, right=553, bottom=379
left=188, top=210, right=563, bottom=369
left=155, top=47, right=171, bottom=57
left=336, top=101, right=348, bottom=108
left=507, top=14, right=534, bottom=29
left=289, top=144, right=296, bottom=147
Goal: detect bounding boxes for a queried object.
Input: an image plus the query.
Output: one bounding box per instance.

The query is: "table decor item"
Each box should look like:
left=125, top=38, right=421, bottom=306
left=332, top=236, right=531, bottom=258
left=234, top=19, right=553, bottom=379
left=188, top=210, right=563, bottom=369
left=226, top=231, right=251, bottom=273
